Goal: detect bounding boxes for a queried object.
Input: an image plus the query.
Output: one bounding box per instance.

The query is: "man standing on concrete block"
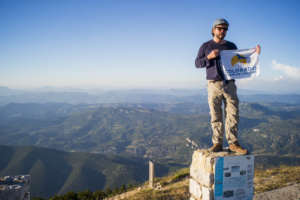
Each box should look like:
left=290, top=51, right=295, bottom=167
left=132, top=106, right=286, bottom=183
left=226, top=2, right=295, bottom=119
left=195, top=19, right=260, bottom=155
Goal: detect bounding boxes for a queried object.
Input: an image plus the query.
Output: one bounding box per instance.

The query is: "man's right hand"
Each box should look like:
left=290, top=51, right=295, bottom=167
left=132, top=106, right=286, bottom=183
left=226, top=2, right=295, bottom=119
left=207, top=49, right=220, bottom=60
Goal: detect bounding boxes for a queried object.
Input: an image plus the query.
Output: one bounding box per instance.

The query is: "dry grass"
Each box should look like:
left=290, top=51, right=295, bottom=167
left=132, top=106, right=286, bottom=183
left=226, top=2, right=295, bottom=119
left=125, top=179, right=190, bottom=200
left=123, top=168, right=190, bottom=200
left=254, top=165, right=300, bottom=194
left=110, top=165, right=300, bottom=199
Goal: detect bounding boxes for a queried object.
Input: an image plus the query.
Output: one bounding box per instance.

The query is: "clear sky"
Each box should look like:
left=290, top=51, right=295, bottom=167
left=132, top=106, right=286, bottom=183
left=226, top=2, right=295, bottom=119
left=1, top=0, right=300, bottom=93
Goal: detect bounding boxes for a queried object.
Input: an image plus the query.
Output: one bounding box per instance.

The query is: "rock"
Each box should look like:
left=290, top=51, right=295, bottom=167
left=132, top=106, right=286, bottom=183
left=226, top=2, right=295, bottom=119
left=0, top=175, right=30, bottom=200
left=254, top=184, right=300, bottom=200
left=189, top=178, right=202, bottom=199
left=189, top=150, right=254, bottom=200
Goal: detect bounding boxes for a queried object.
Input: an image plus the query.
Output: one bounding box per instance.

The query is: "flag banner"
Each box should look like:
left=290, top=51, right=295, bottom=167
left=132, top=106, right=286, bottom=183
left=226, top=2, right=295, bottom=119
left=220, top=47, right=260, bottom=80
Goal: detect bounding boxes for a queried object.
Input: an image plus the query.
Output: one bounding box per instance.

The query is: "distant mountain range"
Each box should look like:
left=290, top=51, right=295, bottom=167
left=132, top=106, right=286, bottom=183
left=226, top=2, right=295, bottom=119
left=0, top=145, right=171, bottom=198
left=1, top=91, right=300, bottom=107
left=1, top=102, right=299, bottom=158
left=1, top=101, right=300, bottom=198
left=1, top=86, right=279, bottom=97
left=2, top=144, right=299, bottom=199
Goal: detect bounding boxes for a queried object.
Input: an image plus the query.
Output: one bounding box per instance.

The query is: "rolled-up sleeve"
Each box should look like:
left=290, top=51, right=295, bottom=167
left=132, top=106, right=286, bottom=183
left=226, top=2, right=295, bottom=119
left=195, top=43, right=211, bottom=68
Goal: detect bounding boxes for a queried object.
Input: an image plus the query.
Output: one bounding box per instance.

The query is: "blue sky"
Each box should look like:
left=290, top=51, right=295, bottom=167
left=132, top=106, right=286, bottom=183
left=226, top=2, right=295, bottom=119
left=1, top=0, right=300, bottom=93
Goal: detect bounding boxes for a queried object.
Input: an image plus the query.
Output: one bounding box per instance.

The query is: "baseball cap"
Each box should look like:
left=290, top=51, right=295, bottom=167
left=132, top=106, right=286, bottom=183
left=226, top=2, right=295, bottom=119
left=213, top=19, right=229, bottom=27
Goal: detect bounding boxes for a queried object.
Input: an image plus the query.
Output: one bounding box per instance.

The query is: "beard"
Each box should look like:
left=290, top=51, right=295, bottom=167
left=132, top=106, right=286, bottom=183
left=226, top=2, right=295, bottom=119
left=216, top=33, right=226, bottom=40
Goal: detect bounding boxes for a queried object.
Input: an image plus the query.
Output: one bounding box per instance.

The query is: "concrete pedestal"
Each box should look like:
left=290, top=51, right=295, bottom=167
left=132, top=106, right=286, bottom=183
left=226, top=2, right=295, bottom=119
left=0, top=175, right=30, bottom=200
left=189, top=149, right=254, bottom=200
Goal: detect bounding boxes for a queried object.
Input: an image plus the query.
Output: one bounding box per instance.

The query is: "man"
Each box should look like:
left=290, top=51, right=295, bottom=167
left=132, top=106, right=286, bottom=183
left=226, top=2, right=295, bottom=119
left=195, top=19, right=260, bottom=155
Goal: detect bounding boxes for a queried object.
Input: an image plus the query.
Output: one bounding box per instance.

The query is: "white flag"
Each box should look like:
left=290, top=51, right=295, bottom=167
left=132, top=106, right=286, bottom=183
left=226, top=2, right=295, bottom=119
left=220, top=47, right=260, bottom=80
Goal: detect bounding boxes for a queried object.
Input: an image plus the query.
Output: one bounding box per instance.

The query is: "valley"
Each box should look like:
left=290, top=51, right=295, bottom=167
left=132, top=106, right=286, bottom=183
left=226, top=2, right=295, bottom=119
left=0, top=99, right=299, bottom=198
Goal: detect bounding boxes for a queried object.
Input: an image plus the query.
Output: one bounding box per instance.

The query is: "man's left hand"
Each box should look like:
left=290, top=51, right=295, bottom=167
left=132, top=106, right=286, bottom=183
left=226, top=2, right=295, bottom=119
left=256, top=45, right=261, bottom=54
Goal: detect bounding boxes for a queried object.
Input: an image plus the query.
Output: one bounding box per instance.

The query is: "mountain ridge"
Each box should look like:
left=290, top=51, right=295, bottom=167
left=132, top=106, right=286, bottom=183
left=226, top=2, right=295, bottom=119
left=1, top=91, right=300, bottom=107
left=0, top=145, right=171, bottom=198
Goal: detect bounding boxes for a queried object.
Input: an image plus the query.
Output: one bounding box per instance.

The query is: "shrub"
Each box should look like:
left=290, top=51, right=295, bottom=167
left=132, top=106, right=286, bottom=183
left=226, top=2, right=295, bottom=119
left=93, top=189, right=106, bottom=200
left=113, top=186, right=119, bottom=195
left=120, top=184, right=126, bottom=193
left=105, top=187, right=112, bottom=196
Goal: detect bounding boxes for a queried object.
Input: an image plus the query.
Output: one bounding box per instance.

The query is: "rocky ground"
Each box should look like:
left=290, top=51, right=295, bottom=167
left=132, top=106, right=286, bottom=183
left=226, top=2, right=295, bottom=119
left=254, top=183, right=300, bottom=200
left=104, top=165, right=300, bottom=200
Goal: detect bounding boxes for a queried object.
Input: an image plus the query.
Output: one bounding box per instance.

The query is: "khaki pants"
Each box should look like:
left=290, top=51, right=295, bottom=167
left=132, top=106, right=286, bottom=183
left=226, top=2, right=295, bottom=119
left=207, top=81, right=239, bottom=145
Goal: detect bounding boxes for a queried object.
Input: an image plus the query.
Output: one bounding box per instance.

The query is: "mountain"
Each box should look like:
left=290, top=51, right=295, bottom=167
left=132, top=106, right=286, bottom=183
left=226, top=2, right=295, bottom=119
left=1, top=145, right=299, bottom=199
left=240, top=118, right=300, bottom=155
left=1, top=102, right=300, bottom=159
left=0, top=86, right=27, bottom=96
left=0, top=92, right=208, bottom=107
left=197, top=88, right=276, bottom=96
left=239, top=102, right=300, bottom=122
left=1, top=91, right=300, bottom=107
left=30, top=86, right=106, bottom=95
left=0, top=102, right=210, bottom=124
left=239, top=94, right=300, bottom=104
left=2, top=101, right=300, bottom=125
left=1, top=101, right=300, bottom=198
left=253, top=101, right=300, bottom=111
left=0, top=107, right=210, bottom=160
left=0, top=103, right=73, bottom=123
left=0, top=145, right=171, bottom=198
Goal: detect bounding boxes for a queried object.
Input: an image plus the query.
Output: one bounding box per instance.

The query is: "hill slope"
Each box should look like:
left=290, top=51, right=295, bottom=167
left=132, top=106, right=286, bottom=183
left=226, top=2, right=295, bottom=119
left=1, top=92, right=300, bottom=107
left=240, top=118, right=300, bottom=155
left=0, top=145, right=170, bottom=198
left=0, top=107, right=211, bottom=160
left=1, top=103, right=300, bottom=159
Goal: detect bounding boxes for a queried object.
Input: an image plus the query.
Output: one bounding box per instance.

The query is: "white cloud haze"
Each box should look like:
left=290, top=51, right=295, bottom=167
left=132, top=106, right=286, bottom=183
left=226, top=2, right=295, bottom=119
left=274, top=75, right=284, bottom=81
left=271, top=60, right=300, bottom=79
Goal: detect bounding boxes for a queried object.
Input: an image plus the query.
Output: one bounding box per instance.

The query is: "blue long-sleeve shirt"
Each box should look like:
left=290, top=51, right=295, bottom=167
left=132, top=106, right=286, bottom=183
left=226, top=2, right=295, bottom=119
left=195, top=39, right=237, bottom=81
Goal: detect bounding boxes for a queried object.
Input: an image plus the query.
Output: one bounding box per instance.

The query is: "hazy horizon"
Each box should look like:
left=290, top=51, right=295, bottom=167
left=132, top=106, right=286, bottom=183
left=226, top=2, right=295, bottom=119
left=1, top=83, right=299, bottom=95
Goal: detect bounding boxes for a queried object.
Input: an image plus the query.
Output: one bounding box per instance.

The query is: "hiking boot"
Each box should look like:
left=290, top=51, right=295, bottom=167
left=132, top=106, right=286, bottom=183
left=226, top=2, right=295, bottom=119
left=229, top=143, right=248, bottom=155
left=209, top=144, right=223, bottom=152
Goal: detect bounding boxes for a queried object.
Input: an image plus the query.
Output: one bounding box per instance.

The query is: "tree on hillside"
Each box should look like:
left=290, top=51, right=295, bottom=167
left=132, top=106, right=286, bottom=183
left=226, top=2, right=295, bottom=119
left=128, top=184, right=132, bottom=190
left=93, top=189, right=106, bottom=200
left=106, top=187, right=112, bottom=197
left=120, top=184, right=126, bottom=193
left=49, top=194, right=61, bottom=200
left=64, top=191, right=79, bottom=200
left=78, top=189, right=93, bottom=200
left=113, top=186, right=119, bottom=195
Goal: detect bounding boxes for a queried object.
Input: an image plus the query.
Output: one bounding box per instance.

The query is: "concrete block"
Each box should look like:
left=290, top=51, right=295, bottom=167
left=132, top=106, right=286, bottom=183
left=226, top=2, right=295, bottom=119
left=24, top=192, right=30, bottom=200
left=0, top=175, right=30, bottom=200
left=190, top=150, right=255, bottom=200
left=204, top=157, right=214, bottom=173
left=12, top=187, right=22, bottom=197
left=191, top=150, right=204, bottom=170
left=4, top=176, right=12, bottom=180
left=190, top=195, right=202, bottom=200
left=190, top=166, right=214, bottom=185
left=20, top=189, right=26, bottom=199
left=190, top=196, right=197, bottom=200
left=190, top=178, right=202, bottom=199
left=202, top=186, right=213, bottom=200
left=7, top=196, right=15, bottom=200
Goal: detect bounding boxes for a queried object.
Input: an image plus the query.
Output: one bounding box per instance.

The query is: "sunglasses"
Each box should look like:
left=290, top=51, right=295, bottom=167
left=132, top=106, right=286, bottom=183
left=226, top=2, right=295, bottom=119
left=215, top=27, right=228, bottom=31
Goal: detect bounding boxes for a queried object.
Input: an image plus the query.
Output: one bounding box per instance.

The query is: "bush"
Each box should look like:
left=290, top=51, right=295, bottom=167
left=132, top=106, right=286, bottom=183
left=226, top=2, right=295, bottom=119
left=160, top=180, right=168, bottom=187
left=120, top=184, right=126, bottom=193
left=93, top=189, right=106, bottom=200
left=113, top=186, right=119, bottom=195
left=78, top=189, right=93, bottom=200
left=105, top=187, right=112, bottom=196
left=64, top=191, right=78, bottom=200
